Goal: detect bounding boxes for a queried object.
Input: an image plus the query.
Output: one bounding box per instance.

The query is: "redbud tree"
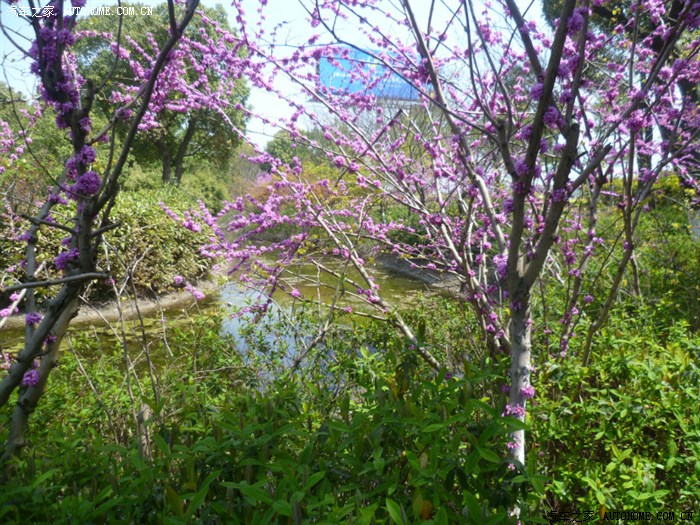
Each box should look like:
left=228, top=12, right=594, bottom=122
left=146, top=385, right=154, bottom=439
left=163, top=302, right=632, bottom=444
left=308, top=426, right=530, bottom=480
left=74, top=3, right=249, bottom=184
left=0, top=2, right=698, bottom=512
left=0, top=0, right=239, bottom=465
left=176, top=0, right=699, bottom=481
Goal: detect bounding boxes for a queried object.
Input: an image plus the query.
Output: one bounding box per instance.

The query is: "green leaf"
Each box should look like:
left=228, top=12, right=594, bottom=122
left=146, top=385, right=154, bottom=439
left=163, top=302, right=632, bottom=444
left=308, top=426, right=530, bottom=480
left=30, top=469, right=59, bottom=488
left=386, top=498, right=405, bottom=525
left=485, top=510, right=508, bottom=524
left=164, top=485, right=184, bottom=518
left=304, top=471, right=326, bottom=490
left=595, top=490, right=606, bottom=506
left=530, top=473, right=546, bottom=495
left=422, top=423, right=446, bottom=433
left=272, top=500, right=293, bottom=517
left=477, top=447, right=500, bottom=463
left=463, top=491, right=481, bottom=523
left=93, top=491, right=120, bottom=515
left=433, top=507, right=448, bottom=525
left=224, top=481, right=272, bottom=505
left=185, top=470, right=220, bottom=518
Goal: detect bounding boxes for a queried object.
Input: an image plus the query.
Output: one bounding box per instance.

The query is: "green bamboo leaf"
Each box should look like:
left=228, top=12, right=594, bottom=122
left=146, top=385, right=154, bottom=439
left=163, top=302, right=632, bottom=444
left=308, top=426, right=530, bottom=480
left=433, top=507, right=448, bottom=525
left=304, top=471, right=326, bottom=490
left=164, top=485, right=184, bottom=517
left=386, top=498, right=405, bottom=525
left=185, top=470, right=220, bottom=518
left=422, top=423, right=446, bottom=433
left=272, top=500, right=293, bottom=516
left=477, top=447, right=500, bottom=463
left=463, top=491, right=481, bottom=523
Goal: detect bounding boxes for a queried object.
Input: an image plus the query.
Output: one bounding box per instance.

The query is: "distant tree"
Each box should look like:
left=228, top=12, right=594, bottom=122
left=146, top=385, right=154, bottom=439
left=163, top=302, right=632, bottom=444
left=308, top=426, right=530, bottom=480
left=264, top=129, right=332, bottom=172
left=74, top=2, right=249, bottom=184
left=0, top=0, right=205, bottom=467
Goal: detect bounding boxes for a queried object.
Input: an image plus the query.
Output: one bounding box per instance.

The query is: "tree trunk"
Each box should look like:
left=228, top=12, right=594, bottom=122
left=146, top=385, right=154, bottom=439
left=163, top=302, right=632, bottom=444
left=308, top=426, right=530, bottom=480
left=174, top=118, right=196, bottom=185
left=2, top=295, right=78, bottom=470
left=157, top=139, right=172, bottom=184
left=508, top=305, right=532, bottom=469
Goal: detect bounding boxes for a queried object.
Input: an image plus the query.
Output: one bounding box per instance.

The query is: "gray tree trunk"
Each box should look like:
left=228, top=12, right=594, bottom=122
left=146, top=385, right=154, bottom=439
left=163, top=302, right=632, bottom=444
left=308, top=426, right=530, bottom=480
left=508, top=306, right=532, bottom=468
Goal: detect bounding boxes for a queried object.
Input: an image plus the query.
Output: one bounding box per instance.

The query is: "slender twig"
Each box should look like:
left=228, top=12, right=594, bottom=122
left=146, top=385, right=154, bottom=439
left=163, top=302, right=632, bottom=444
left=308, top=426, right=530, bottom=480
left=1, top=272, right=109, bottom=294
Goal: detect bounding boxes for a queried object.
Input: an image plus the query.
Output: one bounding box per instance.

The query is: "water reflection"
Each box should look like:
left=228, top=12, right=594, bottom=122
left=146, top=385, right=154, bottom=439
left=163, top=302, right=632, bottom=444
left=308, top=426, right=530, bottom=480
left=0, top=259, right=430, bottom=365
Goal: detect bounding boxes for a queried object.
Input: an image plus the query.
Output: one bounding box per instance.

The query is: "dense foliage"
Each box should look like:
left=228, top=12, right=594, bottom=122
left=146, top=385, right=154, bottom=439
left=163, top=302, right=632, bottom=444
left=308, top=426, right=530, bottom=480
left=1, top=289, right=698, bottom=522
left=74, top=2, right=249, bottom=184
left=0, top=188, right=211, bottom=308
left=1, top=0, right=699, bottom=521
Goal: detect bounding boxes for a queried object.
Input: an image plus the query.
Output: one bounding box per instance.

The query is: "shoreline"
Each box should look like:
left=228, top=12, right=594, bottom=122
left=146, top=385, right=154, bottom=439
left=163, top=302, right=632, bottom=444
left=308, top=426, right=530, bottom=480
left=1, top=278, right=222, bottom=331
left=2, top=253, right=461, bottom=333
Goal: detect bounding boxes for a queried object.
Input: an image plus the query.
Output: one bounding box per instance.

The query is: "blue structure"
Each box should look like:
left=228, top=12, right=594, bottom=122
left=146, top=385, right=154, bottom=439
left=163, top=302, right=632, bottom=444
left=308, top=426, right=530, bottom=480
left=318, top=48, right=420, bottom=101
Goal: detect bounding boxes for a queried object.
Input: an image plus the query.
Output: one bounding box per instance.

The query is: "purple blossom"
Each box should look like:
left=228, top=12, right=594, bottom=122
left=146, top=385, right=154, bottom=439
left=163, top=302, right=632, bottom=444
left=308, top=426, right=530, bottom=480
left=504, top=403, right=526, bottom=418
left=567, top=8, right=585, bottom=34
left=183, top=219, right=201, bottom=233
left=559, top=90, right=574, bottom=105
left=55, top=248, right=79, bottom=271
left=627, top=110, right=647, bottom=133
left=173, top=275, right=184, bottom=286
left=516, top=124, right=532, bottom=140
left=0, top=308, right=12, bottom=319
left=521, top=385, right=535, bottom=399
left=543, top=106, right=562, bottom=128
left=79, top=117, right=92, bottom=134
left=185, top=283, right=205, bottom=301
left=56, top=30, right=76, bottom=46
left=70, top=171, right=101, bottom=196
left=25, top=311, right=43, bottom=326
left=494, top=254, right=507, bottom=279
left=21, top=369, right=40, bottom=387
left=428, top=214, right=443, bottom=226
left=290, top=288, right=302, bottom=299
left=552, top=188, right=568, bottom=202
left=515, top=158, right=529, bottom=177
left=77, top=146, right=97, bottom=165
left=530, top=82, right=544, bottom=100
left=557, top=62, right=571, bottom=78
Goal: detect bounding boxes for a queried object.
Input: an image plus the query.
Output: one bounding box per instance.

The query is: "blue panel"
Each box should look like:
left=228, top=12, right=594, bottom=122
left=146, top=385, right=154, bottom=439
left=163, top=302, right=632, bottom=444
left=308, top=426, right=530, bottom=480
left=318, top=48, right=420, bottom=101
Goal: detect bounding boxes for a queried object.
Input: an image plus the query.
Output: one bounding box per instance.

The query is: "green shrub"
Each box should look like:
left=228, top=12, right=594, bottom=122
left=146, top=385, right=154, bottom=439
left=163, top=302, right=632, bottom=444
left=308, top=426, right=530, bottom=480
left=0, top=311, right=541, bottom=524
left=0, top=187, right=212, bottom=308
left=532, top=312, right=700, bottom=511
left=94, top=188, right=212, bottom=299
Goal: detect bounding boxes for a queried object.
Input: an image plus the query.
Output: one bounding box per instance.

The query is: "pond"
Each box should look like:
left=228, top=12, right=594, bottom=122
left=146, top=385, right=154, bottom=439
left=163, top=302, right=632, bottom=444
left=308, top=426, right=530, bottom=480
left=0, top=257, right=437, bottom=367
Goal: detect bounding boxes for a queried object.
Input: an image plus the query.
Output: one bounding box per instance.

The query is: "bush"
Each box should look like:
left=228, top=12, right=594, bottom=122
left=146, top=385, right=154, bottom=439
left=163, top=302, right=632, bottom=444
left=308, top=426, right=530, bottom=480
left=0, top=187, right=212, bottom=309
left=93, top=188, right=212, bottom=299
left=122, top=160, right=231, bottom=213
left=0, top=311, right=541, bottom=524
left=532, top=312, right=700, bottom=510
